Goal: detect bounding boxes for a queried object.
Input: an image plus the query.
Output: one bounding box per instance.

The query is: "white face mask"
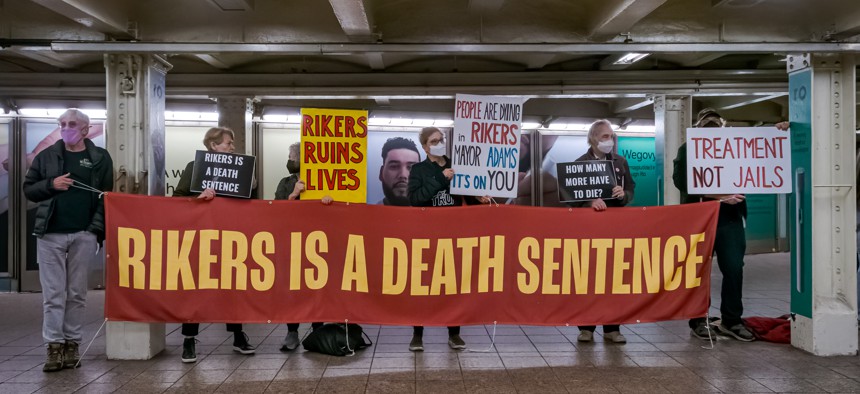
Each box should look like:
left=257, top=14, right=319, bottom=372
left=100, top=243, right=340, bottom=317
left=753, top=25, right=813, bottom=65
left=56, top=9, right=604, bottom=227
left=597, top=140, right=614, bottom=154
left=429, top=142, right=446, bottom=157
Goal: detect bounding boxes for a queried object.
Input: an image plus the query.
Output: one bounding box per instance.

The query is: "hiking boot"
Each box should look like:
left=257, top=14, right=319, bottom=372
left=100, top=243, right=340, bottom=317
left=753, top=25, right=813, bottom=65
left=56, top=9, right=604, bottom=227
left=280, top=331, right=300, bottom=352
left=690, top=322, right=713, bottom=340
left=63, top=341, right=81, bottom=369
left=43, top=342, right=64, bottom=372
left=233, top=332, right=256, bottom=355
left=181, top=337, right=197, bottom=363
left=603, top=331, right=627, bottom=344
left=577, top=330, right=594, bottom=342
left=448, top=334, right=466, bottom=350
left=408, top=335, right=424, bottom=352
left=717, top=323, right=755, bottom=342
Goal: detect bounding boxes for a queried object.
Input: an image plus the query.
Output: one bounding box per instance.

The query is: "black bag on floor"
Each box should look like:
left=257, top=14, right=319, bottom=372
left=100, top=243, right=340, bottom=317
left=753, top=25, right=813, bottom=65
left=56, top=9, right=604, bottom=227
left=301, top=323, right=372, bottom=356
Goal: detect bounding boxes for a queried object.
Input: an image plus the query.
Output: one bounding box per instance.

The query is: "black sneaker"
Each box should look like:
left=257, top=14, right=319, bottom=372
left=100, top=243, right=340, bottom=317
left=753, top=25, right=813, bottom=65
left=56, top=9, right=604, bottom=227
left=181, top=337, right=197, bottom=363
left=408, top=335, right=424, bottom=352
left=717, top=323, right=755, bottom=342
left=233, top=332, right=256, bottom=355
left=43, top=342, right=64, bottom=372
left=448, top=334, right=466, bottom=350
left=690, top=322, right=713, bottom=341
left=63, top=341, right=81, bottom=369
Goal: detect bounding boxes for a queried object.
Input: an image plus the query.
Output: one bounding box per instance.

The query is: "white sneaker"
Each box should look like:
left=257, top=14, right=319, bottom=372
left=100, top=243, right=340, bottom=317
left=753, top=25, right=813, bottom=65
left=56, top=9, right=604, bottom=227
left=577, top=330, right=593, bottom=342
left=603, top=331, right=627, bottom=344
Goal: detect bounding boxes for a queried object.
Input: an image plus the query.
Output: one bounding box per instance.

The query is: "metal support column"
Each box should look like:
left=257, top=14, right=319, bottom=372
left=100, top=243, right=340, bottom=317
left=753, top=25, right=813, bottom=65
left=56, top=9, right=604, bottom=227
left=788, top=53, right=858, bottom=356
left=215, top=96, right=255, bottom=154
left=104, top=54, right=172, bottom=360
left=653, top=95, right=691, bottom=206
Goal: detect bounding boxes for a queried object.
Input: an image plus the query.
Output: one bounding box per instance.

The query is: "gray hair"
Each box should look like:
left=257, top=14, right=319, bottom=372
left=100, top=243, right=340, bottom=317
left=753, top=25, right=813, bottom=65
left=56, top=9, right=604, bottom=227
left=289, top=142, right=300, bottom=157
left=587, top=119, right=614, bottom=148
left=58, top=108, right=90, bottom=127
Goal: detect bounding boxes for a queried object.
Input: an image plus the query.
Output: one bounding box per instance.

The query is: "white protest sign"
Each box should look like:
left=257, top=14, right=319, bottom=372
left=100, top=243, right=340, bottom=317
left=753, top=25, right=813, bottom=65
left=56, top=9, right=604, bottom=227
left=686, top=126, right=791, bottom=194
left=450, top=94, right=523, bottom=198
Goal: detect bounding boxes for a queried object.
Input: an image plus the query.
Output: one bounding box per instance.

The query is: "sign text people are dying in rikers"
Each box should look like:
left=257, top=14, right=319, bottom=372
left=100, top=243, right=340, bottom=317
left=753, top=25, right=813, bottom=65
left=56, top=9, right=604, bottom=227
left=300, top=108, right=369, bottom=203
left=450, top=94, right=524, bottom=198
left=686, top=126, right=792, bottom=194
left=189, top=151, right=256, bottom=198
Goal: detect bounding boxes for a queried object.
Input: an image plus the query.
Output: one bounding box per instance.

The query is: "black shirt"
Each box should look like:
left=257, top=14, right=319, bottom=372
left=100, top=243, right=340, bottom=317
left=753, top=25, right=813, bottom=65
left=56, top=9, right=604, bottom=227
left=47, top=150, right=94, bottom=233
left=407, top=157, right=462, bottom=207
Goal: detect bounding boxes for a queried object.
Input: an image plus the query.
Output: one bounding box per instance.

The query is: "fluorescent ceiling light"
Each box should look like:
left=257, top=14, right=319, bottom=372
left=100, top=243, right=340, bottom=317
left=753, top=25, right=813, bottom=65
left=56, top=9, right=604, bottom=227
left=619, top=125, right=655, bottom=133
left=165, top=111, right=219, bottom=121
left=614, top=53, right=650, bottom=65
left=261, top=114, right=301, bottom=123
left=522, top=122, right=542, bottom=130
left=368, top=117, right=392, bottom=126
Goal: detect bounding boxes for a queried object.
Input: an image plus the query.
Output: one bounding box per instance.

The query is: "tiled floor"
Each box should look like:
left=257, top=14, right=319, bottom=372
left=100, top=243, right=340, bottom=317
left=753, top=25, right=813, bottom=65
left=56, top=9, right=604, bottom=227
left=1, top=253, right=858, bottom=393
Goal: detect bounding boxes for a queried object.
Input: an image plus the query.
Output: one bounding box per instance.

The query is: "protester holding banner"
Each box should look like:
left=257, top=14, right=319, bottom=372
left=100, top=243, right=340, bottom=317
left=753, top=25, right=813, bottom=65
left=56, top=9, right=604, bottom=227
left=172, top=126, right=257, bottom=362
left=673, top=108, right=789, bottom=342
left=23, top=109, right=113, bottom=372
left=569, top=119, right=635, bottom=344
left=407, top=127, right=490, bottom=351
left=273, top=142, right=325, bottom=351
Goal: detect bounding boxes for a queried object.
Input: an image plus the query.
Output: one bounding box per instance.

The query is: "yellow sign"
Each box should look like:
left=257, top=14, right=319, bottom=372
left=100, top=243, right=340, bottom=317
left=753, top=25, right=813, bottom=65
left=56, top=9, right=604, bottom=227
left=300, top=108, right=368, bottom=203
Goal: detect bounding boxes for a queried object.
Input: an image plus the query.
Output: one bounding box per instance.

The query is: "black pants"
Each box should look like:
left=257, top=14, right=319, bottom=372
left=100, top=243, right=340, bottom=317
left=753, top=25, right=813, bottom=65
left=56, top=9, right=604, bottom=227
left=287, top=322, right=324, bottom=332
left=690, top=217, right=746, bottom=328
left=579, top=325, right=620, bottom=333
left=181, top=323, right=242, bottom=337
left=413, top=326, right=460, bottom=336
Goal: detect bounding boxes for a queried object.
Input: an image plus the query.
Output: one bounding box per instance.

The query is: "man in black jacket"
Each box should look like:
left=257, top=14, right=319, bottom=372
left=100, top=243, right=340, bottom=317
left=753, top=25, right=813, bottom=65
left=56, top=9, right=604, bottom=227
left=673, top=108, right=789, bottom=342
left=23, top=109, right=113, bottom=372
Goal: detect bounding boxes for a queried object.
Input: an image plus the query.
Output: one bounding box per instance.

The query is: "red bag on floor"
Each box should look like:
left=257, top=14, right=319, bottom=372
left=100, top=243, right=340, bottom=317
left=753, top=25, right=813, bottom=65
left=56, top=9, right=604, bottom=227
left=743, top=315, right=791, bottom=343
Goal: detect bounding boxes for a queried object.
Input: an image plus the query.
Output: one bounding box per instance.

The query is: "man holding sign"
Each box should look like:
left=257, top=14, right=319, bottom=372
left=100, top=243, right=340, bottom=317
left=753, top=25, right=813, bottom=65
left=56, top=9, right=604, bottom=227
left=568, top=120, right=635, bottom=344
left=673, top=108, right=790, bottom=342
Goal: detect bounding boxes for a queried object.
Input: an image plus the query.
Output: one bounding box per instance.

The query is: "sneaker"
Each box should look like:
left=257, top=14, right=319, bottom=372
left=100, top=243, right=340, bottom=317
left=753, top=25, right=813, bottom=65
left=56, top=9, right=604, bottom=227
left=717, top=323, right=755, bottom=342
left=63, top=341, right=81, bottom=369
left=280, top=331, right=300, bottom=352
left=233, top=332, right=256, bottom=355
left=181, top=337, right=197, bottom=363
left=43, top=342, right=64, bottom=372
left=408, top=335, right=424, bottom=352
left=448, top=335, right=466, bottom=350
left=603, top=331, right=627, bottom=344
left=577, top=330, right=593, bottom=342
left=690, top=323, right=713, bottom=341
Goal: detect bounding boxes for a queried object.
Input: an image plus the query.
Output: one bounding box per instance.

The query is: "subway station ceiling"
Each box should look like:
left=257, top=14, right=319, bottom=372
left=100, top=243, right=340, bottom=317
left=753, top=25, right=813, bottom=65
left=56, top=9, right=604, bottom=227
left=1, top=0, right=860, bottom=126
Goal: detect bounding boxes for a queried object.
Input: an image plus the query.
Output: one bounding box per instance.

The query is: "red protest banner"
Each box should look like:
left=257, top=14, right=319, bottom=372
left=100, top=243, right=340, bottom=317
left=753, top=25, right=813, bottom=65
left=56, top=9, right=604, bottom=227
left=105, top=193, right=719, bottom=326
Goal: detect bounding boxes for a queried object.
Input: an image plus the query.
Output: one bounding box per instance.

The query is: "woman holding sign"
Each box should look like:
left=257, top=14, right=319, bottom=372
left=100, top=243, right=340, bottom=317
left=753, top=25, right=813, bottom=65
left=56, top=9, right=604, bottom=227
left=172, top=127, right=257, bottom=362
left=274, top=142, right=326, bottom=351
left=570, top=120, right=636, bottom=344
left=406, top=127, right=490, bottom=352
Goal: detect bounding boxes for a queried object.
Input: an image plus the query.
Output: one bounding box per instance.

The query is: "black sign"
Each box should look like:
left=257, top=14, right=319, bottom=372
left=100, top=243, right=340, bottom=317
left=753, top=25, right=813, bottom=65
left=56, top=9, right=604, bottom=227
left=190, top=150, right=256, bottom=198
left=556, top=160, right=617, bottom=202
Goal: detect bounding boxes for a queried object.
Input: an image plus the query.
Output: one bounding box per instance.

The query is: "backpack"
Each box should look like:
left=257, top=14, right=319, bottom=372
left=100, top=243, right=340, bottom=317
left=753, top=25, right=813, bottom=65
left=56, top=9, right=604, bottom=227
left=301, top=323, right=373, bottom=356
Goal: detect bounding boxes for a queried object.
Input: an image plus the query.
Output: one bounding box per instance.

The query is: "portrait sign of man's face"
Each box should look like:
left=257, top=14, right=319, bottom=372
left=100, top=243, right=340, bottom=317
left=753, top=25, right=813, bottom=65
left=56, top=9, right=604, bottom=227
left=380, top=148, right=420, bottom=206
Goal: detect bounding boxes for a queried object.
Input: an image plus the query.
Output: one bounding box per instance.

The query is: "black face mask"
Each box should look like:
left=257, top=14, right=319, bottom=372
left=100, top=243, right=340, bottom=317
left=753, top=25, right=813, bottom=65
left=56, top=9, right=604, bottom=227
left=287, top=160, right=300, bottom=174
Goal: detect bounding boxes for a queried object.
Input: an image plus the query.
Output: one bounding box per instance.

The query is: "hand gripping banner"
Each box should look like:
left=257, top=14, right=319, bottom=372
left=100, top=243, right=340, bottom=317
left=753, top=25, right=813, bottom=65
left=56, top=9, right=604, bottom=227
left=106, top=193, right=719, bottom=326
